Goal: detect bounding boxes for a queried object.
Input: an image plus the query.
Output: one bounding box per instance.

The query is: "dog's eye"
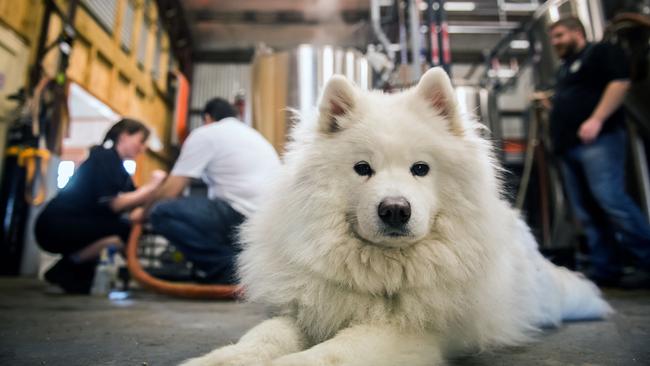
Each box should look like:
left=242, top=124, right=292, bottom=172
left=411, top=162, right=430, bottom=177
left=353, top=161, right=373, bottom=177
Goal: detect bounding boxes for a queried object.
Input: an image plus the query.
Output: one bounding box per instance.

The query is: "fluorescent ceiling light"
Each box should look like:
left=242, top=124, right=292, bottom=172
left=502, top=2, right=539, bottom=12
left=488, top=68, right=517, bottom=78
left=510, top=40, right=530, bottom=49
left=548, top=5, right=560, bottom=22
left=444, top=2, right=476, bottom=12
left=419, top=2, right=476, bottom=12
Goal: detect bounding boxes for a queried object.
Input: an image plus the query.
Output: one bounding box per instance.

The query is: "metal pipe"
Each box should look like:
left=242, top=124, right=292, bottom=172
left=425, top=0, right=434, bottom=66
left=398, top=0, right=409, bottom=65
left=371, top=0, right=395, bottom=62
left=436, top=0, right=452, bottom=75
left=408, top=0, right=421, bottom=81
left=30, top=0, right=53, bottom=90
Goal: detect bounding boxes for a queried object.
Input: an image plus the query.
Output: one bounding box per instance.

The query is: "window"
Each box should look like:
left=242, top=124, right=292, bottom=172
left=57, top=161, right=75, bottom=189
left=123, top=160, right=136, bottom=175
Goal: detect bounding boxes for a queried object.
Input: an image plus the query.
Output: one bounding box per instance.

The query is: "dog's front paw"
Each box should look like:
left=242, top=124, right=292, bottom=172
left=179, top=345, right=267, bottom=366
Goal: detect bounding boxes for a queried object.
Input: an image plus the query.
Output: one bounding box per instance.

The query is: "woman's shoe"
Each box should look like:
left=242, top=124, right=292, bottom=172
left=44, top=258, right=95, bottom=294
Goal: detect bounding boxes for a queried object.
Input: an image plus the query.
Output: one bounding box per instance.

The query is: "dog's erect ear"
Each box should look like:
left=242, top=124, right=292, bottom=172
left=416, top=67, right=463, bottom=136
left=318, top=75, right=357, bottom=134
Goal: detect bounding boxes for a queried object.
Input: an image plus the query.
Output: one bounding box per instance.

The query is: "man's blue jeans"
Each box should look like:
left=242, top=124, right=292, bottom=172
left=559, top=128, right=650, bottom=279
left=149, top=196, right=245, bottom=283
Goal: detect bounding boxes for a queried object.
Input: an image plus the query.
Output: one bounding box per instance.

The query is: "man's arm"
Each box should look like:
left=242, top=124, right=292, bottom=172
left=578, top=79, right=630, bottom=143
left=152, top=175, right=189, bottom=201
left=130, top=175, right=189, bottom=222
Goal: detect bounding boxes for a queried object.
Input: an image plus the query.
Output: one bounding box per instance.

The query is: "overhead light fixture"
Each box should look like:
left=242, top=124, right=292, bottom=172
left=502, top=2, right=539, bottom=12
left=488, top=68, right=517, bottom=79
left=510, top=40, right=530, bottom=49
left=548, top=5, right=560, bottom=22
left=444, top=2, right=476, bottom=12
left=298, top=45, right=314, bottom=120
left=322, top=46, right=333, bottom=84
left=419, top=2, right=476, bottom=12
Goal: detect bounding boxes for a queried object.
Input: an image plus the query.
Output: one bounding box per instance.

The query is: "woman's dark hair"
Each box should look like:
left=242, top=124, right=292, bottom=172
left=103, top=118, right=150, bottom=144
left=202, top=97, right=237, bottom=122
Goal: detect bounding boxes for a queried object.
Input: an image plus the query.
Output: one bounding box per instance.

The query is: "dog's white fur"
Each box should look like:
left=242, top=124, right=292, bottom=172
left=181, top=68, right=612, bottom=366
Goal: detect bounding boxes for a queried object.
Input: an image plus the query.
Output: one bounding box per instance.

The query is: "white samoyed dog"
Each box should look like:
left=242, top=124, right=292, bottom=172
left=182, top=68, right=612, bottom=366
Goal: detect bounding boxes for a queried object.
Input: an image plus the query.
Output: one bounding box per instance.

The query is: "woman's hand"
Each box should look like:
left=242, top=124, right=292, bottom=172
left=110, top=170, right=168, bottom=213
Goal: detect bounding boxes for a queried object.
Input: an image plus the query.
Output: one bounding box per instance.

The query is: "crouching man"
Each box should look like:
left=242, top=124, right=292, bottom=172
left=134, top=98, right=280, bottom=283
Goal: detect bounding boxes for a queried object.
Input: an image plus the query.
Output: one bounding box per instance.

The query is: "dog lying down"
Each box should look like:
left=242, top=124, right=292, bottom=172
left=181, top=67, right=612, bottom=366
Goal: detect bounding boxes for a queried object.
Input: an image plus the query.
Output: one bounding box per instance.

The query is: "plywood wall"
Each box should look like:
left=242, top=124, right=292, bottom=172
left=0, top=0, right=175, bottom=185
left=251, top=52, right=290, bottom=154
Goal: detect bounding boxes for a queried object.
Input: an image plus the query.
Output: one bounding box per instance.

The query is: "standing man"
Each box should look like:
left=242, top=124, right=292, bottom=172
left=548, top=17, right=650, bottom=287
left=135, top=97, right=280, bottom=284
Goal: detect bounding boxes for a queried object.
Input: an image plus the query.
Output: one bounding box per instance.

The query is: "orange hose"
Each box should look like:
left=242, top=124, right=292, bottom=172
left=126, top=224, right=242, bottom=299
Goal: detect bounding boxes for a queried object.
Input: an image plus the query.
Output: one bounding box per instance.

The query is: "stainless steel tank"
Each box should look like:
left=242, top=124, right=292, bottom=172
left=289, top=45, right=372, bottom=119
left=454, top=85, right=499, bottom=136
left=251, top=45, right=372, bottom=152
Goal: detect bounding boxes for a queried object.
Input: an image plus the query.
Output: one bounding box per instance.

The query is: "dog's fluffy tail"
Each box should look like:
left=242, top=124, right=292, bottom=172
left=518, top=218, right=613, bottom=324
left=547, top=262, right=614, bottom=321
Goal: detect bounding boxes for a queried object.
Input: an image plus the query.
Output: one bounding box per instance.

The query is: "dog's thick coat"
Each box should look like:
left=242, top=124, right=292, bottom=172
left=182, top=68, right=611, bottom=366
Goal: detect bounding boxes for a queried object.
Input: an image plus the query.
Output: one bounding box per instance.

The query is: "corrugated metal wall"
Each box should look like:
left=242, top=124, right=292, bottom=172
left=137, top=18, right=149, bottom=67
left=190, top=63, right=252, bottom=130
left=120, top=0, right=135, bottom=51
left=152, top=21, right=162, bottom=79
left=83, top=0, right=117, bottom=33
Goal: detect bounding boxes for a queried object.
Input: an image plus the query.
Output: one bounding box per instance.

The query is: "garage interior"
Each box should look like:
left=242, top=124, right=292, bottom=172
left=0, top=0, right=649, bottom=365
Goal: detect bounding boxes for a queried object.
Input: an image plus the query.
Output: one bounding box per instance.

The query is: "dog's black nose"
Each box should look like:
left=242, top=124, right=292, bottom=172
left=378, top=197, right=411, bottom=228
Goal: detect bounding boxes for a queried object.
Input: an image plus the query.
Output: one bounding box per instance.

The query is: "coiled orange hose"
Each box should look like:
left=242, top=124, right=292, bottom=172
left=126, top=224, right=242, bottom=299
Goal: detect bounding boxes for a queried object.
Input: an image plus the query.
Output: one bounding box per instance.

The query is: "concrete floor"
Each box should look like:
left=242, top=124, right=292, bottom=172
left=0, top=278, right=648, bottom=366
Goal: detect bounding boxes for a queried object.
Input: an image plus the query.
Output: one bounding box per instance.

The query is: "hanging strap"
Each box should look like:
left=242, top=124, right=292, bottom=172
left=6, top=146, right=52, bottom=206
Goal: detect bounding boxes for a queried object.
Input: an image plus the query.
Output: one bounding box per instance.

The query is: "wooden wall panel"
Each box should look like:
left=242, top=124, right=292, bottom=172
left=0, top=0, right=42, bottom=53
left=1, top=0, right=176, bottom=185
left=88, top=53, right=112, bottom=101
left=67, top=39, right=91, bottom=83
left=252, top=52, right=289, bottom=153
left=112, top=73, right=131, bottom=113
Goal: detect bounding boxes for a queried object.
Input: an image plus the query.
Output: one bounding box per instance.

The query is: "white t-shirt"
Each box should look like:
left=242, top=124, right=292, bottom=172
left=171, top=117, right=280, bottom=217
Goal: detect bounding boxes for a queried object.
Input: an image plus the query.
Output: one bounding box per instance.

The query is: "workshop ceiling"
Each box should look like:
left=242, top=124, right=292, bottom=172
left=181, top=0, right=538, bottom=62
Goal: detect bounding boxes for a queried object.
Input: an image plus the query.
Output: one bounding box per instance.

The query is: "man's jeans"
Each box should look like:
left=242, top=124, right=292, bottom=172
left=149, top=196, right=245, bottom=283
left=559, top=128, right=650, bottom=279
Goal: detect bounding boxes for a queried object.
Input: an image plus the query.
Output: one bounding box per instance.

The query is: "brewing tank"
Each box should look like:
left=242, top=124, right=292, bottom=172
left=251, top=45, right=372, bottom=151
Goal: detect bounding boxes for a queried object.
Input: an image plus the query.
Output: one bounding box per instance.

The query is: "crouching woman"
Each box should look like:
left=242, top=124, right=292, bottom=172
left=35, top=118, right=165, bottom=293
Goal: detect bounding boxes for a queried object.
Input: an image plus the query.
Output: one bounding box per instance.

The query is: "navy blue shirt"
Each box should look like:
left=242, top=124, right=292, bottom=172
left=550, top=42, right=629, bottom=153
left=46, top=146, right=135, bottom=217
